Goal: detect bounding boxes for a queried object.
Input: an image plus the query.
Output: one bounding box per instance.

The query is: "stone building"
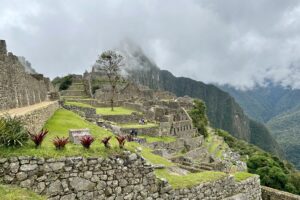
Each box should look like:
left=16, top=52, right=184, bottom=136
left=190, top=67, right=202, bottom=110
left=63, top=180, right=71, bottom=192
left=0, top=40, right=55, bottom=111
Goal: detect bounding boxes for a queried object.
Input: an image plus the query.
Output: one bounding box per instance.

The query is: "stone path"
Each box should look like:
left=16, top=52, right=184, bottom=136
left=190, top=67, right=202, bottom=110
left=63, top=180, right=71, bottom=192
left=0, top=101, right=57, bottom=117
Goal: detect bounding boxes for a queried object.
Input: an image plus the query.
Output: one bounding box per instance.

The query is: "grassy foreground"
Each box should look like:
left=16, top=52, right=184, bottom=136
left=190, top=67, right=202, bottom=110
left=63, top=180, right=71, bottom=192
left=0, top=184, right=45, bottom=200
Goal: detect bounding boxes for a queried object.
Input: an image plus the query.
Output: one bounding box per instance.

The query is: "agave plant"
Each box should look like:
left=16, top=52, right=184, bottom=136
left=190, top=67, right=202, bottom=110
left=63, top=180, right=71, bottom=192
left=101, top=136, right=112, bottom=148
left=28, top=129, right=48, bottom=148
left=53, top=136, right=69, bottom=150
left=116, top=135, right=126, bottom=149
left=80, top=135, right=94, bottom=149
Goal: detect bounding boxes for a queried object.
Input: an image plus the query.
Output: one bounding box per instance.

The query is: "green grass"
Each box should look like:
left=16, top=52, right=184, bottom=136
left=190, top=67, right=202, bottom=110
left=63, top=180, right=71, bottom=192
left=64, top=101, right=94, bottom=108
left=0, top=184, right=45, bottom=200
left=64, top=101, right=138, bottom=116
left=155, top=169, right=227, bottom=189
left=138, top=135, right=176, bottom=144
left=0, top=109, right=123, bottom=158
left=96, top=107, right=137, bottom=115
left=118, top=123, right=158, bottom=129
left=233, top=172, right=254, bottom=182
left=0, top=109, right=171, bottom=163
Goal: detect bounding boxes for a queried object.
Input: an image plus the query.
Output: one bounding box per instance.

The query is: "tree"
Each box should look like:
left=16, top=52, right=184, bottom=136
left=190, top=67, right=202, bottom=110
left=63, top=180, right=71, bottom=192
left=96, top=50, right=124, bottom=111
left=188, top=99, right=209, bottom=137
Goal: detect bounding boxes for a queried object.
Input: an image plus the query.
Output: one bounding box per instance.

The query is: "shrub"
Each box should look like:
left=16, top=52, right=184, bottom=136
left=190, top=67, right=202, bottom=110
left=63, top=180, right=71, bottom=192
left=53, top=136, right=69, bottom=150
left=188, top=99, right=208, bottom=137
left=116, top=135, right=126, bottom=149
left=80, top=135, right=94, bottom=149
left=0, top=116, right=29, bottom=147
left=101, top=136, right=111, bottom=148
left=28, top=129, right=48, bottom=148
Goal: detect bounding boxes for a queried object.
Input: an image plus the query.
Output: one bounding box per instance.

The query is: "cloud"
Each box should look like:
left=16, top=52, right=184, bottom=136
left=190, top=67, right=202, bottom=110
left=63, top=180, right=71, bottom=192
left=1, top=0, right=300, bottom=89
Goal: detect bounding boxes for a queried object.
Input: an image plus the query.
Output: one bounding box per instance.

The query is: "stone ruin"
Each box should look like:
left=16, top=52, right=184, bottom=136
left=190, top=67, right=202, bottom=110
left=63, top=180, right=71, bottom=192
left=0, top=40, right=58, bottom=111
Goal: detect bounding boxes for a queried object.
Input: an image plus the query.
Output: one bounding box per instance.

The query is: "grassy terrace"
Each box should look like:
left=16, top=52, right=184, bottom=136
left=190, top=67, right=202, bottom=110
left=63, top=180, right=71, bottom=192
left=0, top=184, right=45, bottom=200
left=233, top=172, right=255, bottom=182
left=155, top=169, right=227, bottom=189
left=64, top=101, right=138, bottom=115
left=96, top=107, right=136, bottom=115
left=118, top=123, right=159, bottom=129
left=138, top=135, right=176, bottom=143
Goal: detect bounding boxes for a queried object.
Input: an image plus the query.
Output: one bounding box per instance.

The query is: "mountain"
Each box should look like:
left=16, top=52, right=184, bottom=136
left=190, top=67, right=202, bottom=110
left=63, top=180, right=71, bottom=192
left=220, top=84, right=300, bottom=169
left=220, top=84, right=300, bottom=122
left=120, top=41, right=283, bottom=157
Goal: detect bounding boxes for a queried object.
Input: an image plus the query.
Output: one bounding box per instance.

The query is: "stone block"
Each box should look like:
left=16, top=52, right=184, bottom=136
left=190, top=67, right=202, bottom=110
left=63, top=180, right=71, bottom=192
left=69, top=129, right=91, bottom=144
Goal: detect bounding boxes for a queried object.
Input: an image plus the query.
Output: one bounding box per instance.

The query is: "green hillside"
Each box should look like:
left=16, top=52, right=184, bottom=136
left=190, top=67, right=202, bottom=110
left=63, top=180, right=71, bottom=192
left=267, top=105, right=300, bottom=169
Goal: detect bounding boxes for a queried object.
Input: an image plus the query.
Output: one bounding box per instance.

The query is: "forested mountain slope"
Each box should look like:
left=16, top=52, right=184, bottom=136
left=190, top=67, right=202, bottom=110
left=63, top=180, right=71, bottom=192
left=121, top=42, right=283, bottom=156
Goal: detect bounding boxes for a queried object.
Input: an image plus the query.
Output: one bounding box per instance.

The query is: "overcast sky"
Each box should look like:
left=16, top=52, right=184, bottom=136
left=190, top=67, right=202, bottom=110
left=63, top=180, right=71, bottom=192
left=1, top=0, right=300, bottom=89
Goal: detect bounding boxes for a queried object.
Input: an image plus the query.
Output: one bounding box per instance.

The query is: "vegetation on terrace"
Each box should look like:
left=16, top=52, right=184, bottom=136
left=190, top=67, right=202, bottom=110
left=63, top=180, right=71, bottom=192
left=64, top=101, right=138, bottom=115
left=117, top=122, right=158, bottom=129
left=216, top=129, right=300, bottom=195
left=0, top=184, right=45, bottom=200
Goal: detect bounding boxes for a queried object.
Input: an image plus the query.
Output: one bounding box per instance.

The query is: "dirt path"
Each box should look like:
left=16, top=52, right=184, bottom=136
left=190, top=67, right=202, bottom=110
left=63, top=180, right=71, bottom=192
left=0, top=101, right=57, bottom=117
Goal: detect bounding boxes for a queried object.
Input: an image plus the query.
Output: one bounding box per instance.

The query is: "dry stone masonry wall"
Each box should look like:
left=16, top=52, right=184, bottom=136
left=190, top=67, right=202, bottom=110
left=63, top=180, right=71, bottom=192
left=0, top=40, right=53, bottom=111
left=0, top=153, right=262, bottom=200
left=19, top=101, right=59, bottom=134
left=261, top=186, right=300, bottom=200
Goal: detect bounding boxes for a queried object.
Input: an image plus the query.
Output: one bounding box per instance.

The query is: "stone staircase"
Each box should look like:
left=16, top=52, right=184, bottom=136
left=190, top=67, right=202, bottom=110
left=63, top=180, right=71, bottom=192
left=60, top=81, right=90, bottom=101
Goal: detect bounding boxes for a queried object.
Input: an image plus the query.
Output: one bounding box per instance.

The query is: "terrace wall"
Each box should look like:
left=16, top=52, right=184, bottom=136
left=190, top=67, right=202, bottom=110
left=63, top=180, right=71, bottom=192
left=0, top=153, right=262, bottom=200
left=261, top=186, right=300, bottom=200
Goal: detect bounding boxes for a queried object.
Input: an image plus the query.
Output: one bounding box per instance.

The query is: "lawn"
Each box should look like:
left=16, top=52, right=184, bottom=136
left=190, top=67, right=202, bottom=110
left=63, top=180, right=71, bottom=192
left=64, top=101, right=138, bottom=116
left=118, top=123, right=159, bottom=129
left=155, top=169, right=227, bottom=189
left=64, top=101, right=94, bottom=108
left=0, top=109, right=121, bottom=158
left=233, top=172, right=254, bottom=182
left=0, top=184, right=45, bottom=200
left=138, top=135, right=176, bottom=143
left=96, top=107, right=137, bottom=115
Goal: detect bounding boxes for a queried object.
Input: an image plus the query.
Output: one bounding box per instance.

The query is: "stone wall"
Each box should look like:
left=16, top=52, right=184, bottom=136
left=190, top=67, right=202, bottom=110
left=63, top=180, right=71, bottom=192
left=261, top=186, right=300, bottom=200
left=0, top=40, right=53, bottom=111
left=102, top=113, right=143, bottom=124
left=19, top=101, right=59, bottom=134
left=61, top=104, right=97, bottom=120
left=0, top=153, right=262, bottom=200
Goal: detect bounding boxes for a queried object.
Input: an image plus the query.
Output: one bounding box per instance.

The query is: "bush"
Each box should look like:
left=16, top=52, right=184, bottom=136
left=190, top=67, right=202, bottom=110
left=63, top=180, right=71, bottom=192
left=101, top=136, right=111, bottom=148
left=116, top=135, right=126, bottom=149
left=0, top=116, right=28, bottom=147
left=29, top=129, right=48, bottom=148
left=52, top=75, right=73, bottom=91
left=188, top=99, right=208, bottom=137
left=80, top=135, right=94, bottom=149
left=53, top=136, right=69, bottom=150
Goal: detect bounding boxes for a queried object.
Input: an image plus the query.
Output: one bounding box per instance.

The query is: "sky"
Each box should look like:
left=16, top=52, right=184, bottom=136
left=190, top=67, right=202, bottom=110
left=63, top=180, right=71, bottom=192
left=1, top=0, right=300, bottom=89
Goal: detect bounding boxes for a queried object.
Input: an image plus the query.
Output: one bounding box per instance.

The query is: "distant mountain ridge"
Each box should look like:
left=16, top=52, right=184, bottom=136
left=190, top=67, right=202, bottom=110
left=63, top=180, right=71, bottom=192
left=119, top=41, right=283, bottom=157
left=220, top=84, right=300, bottom=169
